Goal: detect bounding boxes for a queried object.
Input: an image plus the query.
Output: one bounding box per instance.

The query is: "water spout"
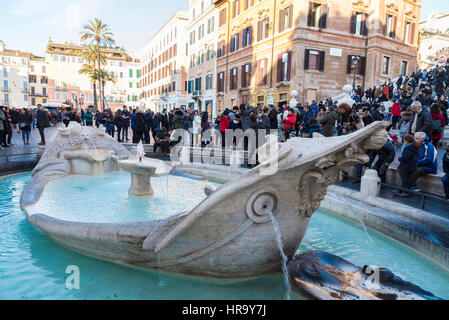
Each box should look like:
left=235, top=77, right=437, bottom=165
left=266, top=209, right=291, bottom=300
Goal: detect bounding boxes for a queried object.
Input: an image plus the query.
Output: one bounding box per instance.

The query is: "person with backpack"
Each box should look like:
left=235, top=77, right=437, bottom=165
left=429, top=103, right=445, bottom=148
left=409, top=132, right=438, bottom=192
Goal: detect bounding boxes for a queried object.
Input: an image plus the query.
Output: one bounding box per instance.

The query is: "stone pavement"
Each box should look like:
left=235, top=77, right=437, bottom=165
left=0, top=125, right=59, bottom=175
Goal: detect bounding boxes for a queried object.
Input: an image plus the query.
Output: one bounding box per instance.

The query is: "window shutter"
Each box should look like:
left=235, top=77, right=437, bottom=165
left=383, top=15, right=388, bottom=36
left=257, top=20, right=263, bottom=41
left=360, top=56, right=367, bottom=76
left=241, top=66, right=246, bottom=87
left=391, top=16, right=397, bottom=38
left=254, top=61, right=259, bottom=85
left=307, top=3, right=313, bottom=27
left=277, top=55, right=282, bottom=82
left=304, top=49, right=310, bottom=70
left=287, top=51, right=292, bottom=81
left=318, top=51, right=325, bottom=71
left=248, top=63, right=252, bottom=86
left=350, top=12, right=356, bottom=34
left=410, top=23, right=415, bottom=44
left=248, top=26, right=252, bottom=45
left=279, top=8, right=285, bottom=32
left=288, top=5, right=293, bottom=28
left=242, top=29, right=246, bottom=47
left=319, top=4, right=328, bottom=29
left=263, top=58, right=268, bottom=85
left=347, top=55, right=353, bottom=74
left=362, top=13, right=368, bottom=36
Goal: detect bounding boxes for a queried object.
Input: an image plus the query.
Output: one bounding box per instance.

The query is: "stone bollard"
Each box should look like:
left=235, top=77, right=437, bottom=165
left=360, top=169, right=380, bottom=198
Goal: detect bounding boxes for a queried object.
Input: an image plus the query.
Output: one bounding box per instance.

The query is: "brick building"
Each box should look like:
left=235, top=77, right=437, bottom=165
left=214, top=0, right=421, bottom=111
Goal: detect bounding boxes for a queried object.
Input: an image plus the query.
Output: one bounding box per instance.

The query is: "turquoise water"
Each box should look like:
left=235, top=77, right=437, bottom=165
left=27, top=171, right=218, bottom=223
left=1, top=173, right=448, bottom=299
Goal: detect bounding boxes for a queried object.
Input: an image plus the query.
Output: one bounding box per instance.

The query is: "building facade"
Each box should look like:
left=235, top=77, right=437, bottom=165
left=29, top=56, right=49, bottom=107
left=0, top=41, right=31, bottom=108
left=46, top=41, right=135, bottom=111
left=214, top=0, right=421, bottom=110
left=139, top=11, right=190, bottom=112
left=185, top=0, right=219, bottom=121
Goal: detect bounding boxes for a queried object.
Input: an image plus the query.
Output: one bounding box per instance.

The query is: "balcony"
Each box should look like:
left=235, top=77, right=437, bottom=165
left=192, top=90, right=202, bottom=100
left=1, top=88, right=10, bottom=92
left=30, top=92, right=48, bottom=97
left=55, top=87, right=68, bottom=91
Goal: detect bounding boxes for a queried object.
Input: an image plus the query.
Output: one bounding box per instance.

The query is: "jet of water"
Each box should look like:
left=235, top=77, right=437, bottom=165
left=266, top=209, right=291, bottom=300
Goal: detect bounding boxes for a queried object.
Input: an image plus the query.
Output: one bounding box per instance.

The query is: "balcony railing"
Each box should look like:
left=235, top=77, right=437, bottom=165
left=192, top=90, right=202, bottom=98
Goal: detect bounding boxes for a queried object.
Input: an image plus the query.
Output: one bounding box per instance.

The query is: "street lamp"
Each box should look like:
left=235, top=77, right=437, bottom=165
left=352, top=56, right=360, bottom=95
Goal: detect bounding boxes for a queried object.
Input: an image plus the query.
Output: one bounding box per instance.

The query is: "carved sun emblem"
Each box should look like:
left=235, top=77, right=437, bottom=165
left=68, top=127, right=98, bottom=147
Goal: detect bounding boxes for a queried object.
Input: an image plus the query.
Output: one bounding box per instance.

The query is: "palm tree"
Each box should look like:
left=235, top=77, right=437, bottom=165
left=80, top=18, right=115, bottom=111
left=78, top=45, right=106, bottom=110
left=97, top=69, right=117, bottom=109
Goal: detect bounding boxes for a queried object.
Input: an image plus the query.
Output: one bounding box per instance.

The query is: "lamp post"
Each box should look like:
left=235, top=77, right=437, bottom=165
left=352, top=56, right=360, bottom=96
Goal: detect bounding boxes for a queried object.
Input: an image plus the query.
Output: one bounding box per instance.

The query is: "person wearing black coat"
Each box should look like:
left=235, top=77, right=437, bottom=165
left=396, top=134, right=420, bottom=197
left=370, top=140, right=395, bottom=183
left=409, top=102, right=433, bottom=137
left=36, top=104, right=50, bottom=145
left=268, top=106, right=278, bottom=130
left=19, top=108, right=33, bottom=145
left=134, top=112, right=148, bottom=144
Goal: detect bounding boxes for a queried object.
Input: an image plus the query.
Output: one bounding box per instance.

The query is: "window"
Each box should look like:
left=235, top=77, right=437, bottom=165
left=404, top=21, right=415, bottom=44
left=137, top=70, right=141, bottom=78
left=217, top=72, right=225, bottom=92
left=385, top=14, right=396, bottom=38
left=4, top=94, right=9, bottom=103
left=206, top=74, right=213, bottom=90
left=195, top=77, right=202, bottom=91
left=53, top=55, right=59, bottom=62
left=24, top=94, right=28, bottom=102
left=31, top=87, right=35, bottom=95
left=219, top=8, right=226, bottom=26
left=230, top=67, right=238, bottom=90
left=308, top=2, right=328, bottom=28
left=42, top=66, right=46, bottom=73
left=242, top=26, right=252, bottom=47
left=3, top=67, right=7, bottom=77
left=279, top=5, right=293, bottom=32
left=217, top=41, right=226, bottom=57
left=207, top=17, right=215, bottom=33
left=61, top=56, right=66, bottom=62
left=257, top=59, right=268, bottom=85
left=31, top=97, right=36, bottom=106
left=401, top=61, right=408, bottom=76
left=29, top=75, right=36, bottom=83
left=241, top=63, right=251, bottom=87
left=120, top=72, right=123, bottom=78
left=190, top=31, right=196, bottom=45
left=382, top=56, right=390, bottom=75
left=43, top=87, right=47, bottom=96
left=232, top=0, right=240, bottom=18
left=3, top=80, right=8, bottom=91
left=304, top=49, right=325, bottom=71
left=244, top=0, right=249, bottom=10
left=129, top=69, right=133, bottom=78
left=346, top=55, right=366, bottom=76
left=230, top=33, right=240, bottom=52
left=350, top=12, right=368, bottom=36
left=23, top=81, right=28, bottom=92
left=56, top=92, right=61, bottom=101
left=198, top=24, right=205, bottom=40
left=30, top=65, right=35, bottom=73
left=129, top=82, right=133, bottom=88
left=258, top=17, right=270, bottom=41
left=277, top=52, right=291, bottom=81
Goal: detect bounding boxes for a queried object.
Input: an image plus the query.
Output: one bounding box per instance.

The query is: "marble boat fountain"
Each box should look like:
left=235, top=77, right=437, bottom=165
left=20, top=121, right=389, bottom=279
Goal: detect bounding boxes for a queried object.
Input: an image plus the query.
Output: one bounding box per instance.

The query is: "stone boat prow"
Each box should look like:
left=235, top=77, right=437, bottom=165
left=147, top=122, right=389, bottom=278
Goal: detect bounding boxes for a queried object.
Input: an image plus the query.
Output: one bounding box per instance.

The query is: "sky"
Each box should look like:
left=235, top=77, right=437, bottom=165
left=0, top=0, right=448, bottom=57
left=0, top=0, right=188, bottom=56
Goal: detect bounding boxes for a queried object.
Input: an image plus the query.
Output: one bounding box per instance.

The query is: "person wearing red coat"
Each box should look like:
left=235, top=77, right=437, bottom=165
left=391, top=100, right=402, bottom=129
left=383, top=85, right=389, bottom=101
left=282, top=108, right=296, bottom=140
left=429, top=103, right=446, bottom=148
left=219, top=111, right=230, bottom=148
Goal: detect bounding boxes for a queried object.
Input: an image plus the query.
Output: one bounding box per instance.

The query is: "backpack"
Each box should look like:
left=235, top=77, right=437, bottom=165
left=431, top=119, right=442, bottom=135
